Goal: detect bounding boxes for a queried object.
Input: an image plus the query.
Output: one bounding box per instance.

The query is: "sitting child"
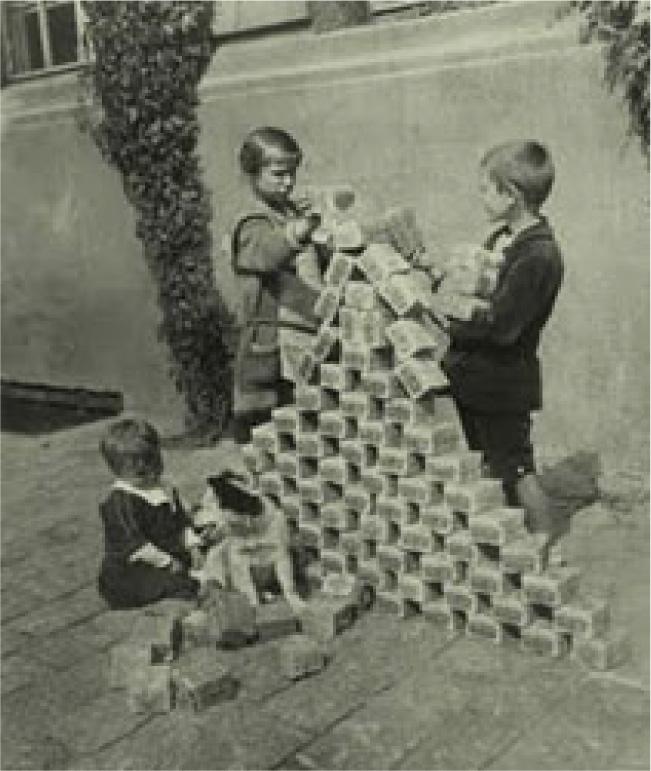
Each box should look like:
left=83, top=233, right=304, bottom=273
left=192, top=471, right=305, bottom=613
left=97, top=418, right=203, bottom=609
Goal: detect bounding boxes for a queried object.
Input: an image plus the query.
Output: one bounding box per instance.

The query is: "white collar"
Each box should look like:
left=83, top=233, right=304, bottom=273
left=112, top=479, right=171, bottom=507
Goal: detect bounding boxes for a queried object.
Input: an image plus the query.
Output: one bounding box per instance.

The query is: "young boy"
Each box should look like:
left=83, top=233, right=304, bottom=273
left=231, top=127, right=323, bottom=442
left=191, top=471, right=306, bottom=613
left=97, top=418, right=203, bottom=608
left=442, top=141, right=564, bottom=535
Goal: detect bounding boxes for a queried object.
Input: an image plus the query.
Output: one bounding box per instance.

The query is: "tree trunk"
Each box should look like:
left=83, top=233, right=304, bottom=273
left=307, top=1, right=372, bottom=33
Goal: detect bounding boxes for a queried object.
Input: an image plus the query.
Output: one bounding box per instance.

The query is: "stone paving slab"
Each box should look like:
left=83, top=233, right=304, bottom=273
left=559, top=500, right=650, bottom=686
left=261, top=615, right=456, bottom=742
left=1, top=701, right=73, bottom=771
left=298, top=637, right=583, bottom=770
left=49, top=690, right=152, bottom=758
left=1, top=585, right=44, bottom=623
left=68, top=714, right=199, bottom=771
left=492, top=677, right=650, bottom=770
left=2, top=651, right=112, bottom=768
left=81, top=701, right=312, bottom=770
left=36, top=650, right=109, bottom=712
left=226, top=640, right=295, bottom=703
left=38, top=514, right=97, bottom=547
left=2, top=546, right=97, bottom=606
left=1, top=652, right=53, bottom=696
left=86, top=609, right=150, bottom=644
left=10, top=584, right=105, bottom=638
left=1, top=537, right=36, bottom=568
left=64, top=614, right=125, bottom=651
left=395, top=640, right=584, bottom=770
left=16, top=624, right=110, bottom=672
left=1, top=425, right=648, bottom=770
left=1, top=621, right=33, bottom=659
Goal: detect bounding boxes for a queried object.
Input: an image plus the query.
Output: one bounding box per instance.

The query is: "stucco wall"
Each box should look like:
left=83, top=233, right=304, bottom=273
left=2, top=2, right=648, bottom=461
left=1, top=112, right=187, bottom=429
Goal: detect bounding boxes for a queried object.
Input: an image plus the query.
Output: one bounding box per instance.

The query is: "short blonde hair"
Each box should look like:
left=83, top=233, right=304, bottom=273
left=100, top=418, right=162, bottom=479
left=481, top=141, right=555, bottom=211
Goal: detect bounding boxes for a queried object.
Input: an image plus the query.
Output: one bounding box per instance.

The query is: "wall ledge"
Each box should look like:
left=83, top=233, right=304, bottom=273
left=1, top=1, right=587, bottom=128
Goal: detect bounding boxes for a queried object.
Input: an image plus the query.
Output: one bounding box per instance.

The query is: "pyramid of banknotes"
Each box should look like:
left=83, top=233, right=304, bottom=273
left=240, top=209, right=629, bottom=671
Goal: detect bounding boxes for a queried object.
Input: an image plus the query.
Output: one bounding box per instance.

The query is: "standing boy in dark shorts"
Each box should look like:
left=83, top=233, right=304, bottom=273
left=442, top=141, right=564, bottom=535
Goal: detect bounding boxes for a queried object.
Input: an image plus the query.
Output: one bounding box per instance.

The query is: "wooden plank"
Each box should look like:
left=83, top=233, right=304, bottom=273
left=1, top=379, right=123, bottom=413
left=36, top=2, right=53, bottom=68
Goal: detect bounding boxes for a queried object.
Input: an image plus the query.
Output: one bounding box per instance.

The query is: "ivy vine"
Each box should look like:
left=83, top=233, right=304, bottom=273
left=570, top=1, right=649, bottom=159
left=78, top=1, right=234, bottom=439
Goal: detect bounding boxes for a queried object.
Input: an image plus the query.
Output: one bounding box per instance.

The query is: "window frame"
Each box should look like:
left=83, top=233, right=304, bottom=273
left=1, top=0, right=89, bottom=84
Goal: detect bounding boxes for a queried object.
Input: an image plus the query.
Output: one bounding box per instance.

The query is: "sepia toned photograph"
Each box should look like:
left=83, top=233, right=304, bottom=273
left=1, top=1, right=648, bottom=768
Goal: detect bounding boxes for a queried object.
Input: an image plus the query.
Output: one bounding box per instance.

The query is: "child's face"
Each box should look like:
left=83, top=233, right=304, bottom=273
left=252, top=159, right=297, bottom=207
left=479, top=169, right=515, bottom=223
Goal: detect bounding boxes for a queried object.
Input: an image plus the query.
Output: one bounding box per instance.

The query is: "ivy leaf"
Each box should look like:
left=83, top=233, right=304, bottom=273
left=78, top=1, right=234, bottom=435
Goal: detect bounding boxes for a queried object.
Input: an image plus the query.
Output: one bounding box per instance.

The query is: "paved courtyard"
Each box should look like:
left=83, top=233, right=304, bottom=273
left=1, top=419, right=648, bottom=770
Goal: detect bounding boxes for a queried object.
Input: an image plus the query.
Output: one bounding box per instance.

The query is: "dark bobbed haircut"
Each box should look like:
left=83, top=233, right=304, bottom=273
left=239, top=126, right=302, bottom=176
left=100, top=418, right=163, bottom=479
left=207, top=470, right=264, bottom=517
left=481, top=140, right=555, bottom=211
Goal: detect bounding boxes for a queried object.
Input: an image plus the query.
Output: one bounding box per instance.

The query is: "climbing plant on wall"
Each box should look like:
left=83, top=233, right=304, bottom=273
left=571, top=1, right=649, bottom=159
left=79, top=1, right=233, bottom=438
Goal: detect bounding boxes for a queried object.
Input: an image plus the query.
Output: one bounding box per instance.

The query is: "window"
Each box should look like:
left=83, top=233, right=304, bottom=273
left=1, top=1, right=88, bottom=82
left=211, top=1, right=308, bottom=38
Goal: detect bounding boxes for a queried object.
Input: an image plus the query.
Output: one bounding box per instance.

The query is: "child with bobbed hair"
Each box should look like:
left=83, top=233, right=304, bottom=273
left=97, top=418, right=203, bottom=608
left=231, top=126, right=324, bottom=442
left=442, top=140, right=564, bottom=536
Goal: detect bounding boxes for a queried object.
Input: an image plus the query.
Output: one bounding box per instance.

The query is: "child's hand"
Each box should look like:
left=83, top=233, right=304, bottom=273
left=288, top=213, right=322, bottom=246
left=294, top=196, right=315, bottom=215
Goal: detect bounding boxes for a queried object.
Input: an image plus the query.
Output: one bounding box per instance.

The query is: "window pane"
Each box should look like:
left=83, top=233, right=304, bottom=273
left=46, top=2, right=77, bottom=66
left=213, top=1, right=307, bottom=35
left=24, top=10, right=44, bottom=70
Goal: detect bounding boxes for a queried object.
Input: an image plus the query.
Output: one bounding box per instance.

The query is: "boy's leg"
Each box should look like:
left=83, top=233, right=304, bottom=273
left=454, top=399, right=492, bottom=478
left=477, top=411, right=535, bottom=506
left=465, top=410, right=531, bottom=502
left=451, top=403, right=554, bottom=536
left=454, top=399, right=482, bottom=453
left=473, top=411, right=553, bottom=534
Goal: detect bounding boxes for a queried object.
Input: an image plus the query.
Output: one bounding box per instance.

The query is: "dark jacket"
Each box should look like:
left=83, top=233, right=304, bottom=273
left=99, top=487, right=189, bottom=569
left=231, top=199, right=319, bottom=415
left=98, top=487, right=198, bottom=608
left=442, top=218, right=564, bottom=414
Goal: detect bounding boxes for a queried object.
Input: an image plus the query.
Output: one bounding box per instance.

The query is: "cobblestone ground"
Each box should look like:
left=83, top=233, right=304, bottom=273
left=1, top=420, right=648, bottom=770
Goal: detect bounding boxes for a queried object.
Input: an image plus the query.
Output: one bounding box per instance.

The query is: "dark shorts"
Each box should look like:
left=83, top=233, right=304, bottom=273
left=98, top=561, right=199, bottom=610
left=455, top=401, right=535, bottom=505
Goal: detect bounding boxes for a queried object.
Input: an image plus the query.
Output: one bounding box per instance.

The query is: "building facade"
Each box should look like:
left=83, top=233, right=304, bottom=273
left=1, top=1, right=648, bottom=465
